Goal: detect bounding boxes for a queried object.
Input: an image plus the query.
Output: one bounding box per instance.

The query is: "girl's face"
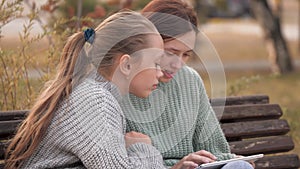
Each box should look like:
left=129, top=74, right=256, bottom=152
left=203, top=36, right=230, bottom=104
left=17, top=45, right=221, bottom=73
left=159, top=31, right=196, bottom=83
left=129, top=36, right=164, bottom=98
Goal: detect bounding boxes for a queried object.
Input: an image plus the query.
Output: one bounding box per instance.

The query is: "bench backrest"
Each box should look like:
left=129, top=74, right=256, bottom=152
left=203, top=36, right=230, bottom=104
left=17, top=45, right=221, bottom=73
left=210, top=95, right=300, bottom=169
left=0, top=95, right=299, bottom=169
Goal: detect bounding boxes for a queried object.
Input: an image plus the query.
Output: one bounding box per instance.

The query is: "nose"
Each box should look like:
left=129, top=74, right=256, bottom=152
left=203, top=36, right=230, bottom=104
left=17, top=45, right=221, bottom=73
left=170, top=57, right=183, bottom=69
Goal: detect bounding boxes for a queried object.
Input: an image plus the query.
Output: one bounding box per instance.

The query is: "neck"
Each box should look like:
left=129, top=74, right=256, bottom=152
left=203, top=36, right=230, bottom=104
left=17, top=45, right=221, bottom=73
left=112, top=74, right=129, bottom=95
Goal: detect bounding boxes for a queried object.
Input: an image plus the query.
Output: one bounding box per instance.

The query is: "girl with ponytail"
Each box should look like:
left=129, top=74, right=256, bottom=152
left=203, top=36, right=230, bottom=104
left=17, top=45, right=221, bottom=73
left=5, top=11, right=166, bottom=169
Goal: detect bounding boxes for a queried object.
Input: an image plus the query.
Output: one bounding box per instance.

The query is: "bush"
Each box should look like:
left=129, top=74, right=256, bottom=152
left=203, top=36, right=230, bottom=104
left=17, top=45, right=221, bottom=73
left=0, top=0, right=96, bottom=110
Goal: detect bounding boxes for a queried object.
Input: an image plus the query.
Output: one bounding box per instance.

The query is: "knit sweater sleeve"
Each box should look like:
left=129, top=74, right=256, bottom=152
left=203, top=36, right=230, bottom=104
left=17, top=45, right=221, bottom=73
left=191, top=70, right=235, bottom=161
left=60, top=83, right=165, bottom=168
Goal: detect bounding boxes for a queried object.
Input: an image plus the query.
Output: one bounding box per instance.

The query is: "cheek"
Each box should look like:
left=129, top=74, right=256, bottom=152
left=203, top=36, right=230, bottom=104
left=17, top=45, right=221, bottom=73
left=129, top=70, right=157, bottom=97
left=160, top=55, right=174, bottom=66
left=159, top=76, right=172, bottom=83
left=182, top=56, right=189, bottom=63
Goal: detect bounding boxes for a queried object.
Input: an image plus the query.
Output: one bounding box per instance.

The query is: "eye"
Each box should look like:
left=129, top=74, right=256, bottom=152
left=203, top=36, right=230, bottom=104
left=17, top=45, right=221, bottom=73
left=183, top=53, right=191, bottom=58
left=165, top=51, right=176, bottom=57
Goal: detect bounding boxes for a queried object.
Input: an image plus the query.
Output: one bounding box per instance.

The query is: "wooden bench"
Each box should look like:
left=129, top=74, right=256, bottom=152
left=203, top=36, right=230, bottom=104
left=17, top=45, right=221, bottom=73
left=211, top=95, right=300, bottom=169
left=0, top=95, right=299, bottom=169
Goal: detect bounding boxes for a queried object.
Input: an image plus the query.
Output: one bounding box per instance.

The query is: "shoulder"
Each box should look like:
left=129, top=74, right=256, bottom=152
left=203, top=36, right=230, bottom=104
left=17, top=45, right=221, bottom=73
left=75, top=80, right=112, bottom=99
left=174, top=66, right=204, bottom=88
left=69, top=79, right=121, bottom=112
left=178, top=66, right=200, bottom=77
left=54, top=79, right=124, bottom=130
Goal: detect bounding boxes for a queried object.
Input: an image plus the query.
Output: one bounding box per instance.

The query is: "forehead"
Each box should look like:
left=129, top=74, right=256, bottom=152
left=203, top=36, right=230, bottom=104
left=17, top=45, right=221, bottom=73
left=134, top=34, right=164, bottom=59
left=164, top=31, right=196, bottom=52
left=147, top=34, right=164, bottom=49
left=130, top=48, right=164, bottom=69
left=132, top=48, right=164, bottom=59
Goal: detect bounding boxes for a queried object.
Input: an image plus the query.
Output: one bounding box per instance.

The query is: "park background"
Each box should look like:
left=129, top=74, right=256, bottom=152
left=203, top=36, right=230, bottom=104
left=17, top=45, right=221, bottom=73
left=0, top=0, right=299, bottom=156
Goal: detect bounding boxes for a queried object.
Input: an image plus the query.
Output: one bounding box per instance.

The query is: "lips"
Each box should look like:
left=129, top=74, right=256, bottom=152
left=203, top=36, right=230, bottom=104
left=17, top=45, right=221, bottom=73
left=162, top=70, right=174, bottom=79
left=152, top=84, right=158, bottom=90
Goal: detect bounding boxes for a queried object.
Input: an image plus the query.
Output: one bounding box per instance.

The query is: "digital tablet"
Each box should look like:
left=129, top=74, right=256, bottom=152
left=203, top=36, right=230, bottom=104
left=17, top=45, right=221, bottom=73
left=196, top=154, right=264, bottom=169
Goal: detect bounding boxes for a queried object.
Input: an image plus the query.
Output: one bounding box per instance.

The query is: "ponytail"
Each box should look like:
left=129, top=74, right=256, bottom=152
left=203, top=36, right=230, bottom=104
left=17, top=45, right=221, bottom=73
left=5, top=32, right=86, bottom=169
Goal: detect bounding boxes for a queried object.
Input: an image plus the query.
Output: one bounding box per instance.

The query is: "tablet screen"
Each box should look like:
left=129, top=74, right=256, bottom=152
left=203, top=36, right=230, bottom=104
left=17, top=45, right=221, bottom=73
left=196, top=154, right=264, bottom=169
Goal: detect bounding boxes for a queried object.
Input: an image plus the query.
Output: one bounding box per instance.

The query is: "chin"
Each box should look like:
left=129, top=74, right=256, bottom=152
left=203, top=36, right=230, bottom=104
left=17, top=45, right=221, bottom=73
left=138, top=94, right=150, bottom=98
left=133, top=91, right=151, bottom=98
left=159, top=77, right=172, bottom=83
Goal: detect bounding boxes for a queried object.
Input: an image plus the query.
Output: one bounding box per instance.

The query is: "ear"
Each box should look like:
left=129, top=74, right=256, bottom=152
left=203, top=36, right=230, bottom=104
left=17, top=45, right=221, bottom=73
left=118, top=54, right=131, bottom=76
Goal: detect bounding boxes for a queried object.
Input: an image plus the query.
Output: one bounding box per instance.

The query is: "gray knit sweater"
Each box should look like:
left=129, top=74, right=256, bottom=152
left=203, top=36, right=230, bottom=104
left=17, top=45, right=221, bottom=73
left=21, top=74, right=164, bottom=169
left=121, top=66, right=234, bottom=167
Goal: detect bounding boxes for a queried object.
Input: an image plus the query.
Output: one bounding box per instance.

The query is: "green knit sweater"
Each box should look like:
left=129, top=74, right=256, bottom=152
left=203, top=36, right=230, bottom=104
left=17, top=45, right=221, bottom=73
left=121, top=66, right=234, bottom=167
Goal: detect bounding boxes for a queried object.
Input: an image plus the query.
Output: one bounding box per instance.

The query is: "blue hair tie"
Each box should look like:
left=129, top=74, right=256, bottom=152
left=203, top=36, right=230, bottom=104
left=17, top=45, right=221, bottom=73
left=84, top=28, right=95, bottom=44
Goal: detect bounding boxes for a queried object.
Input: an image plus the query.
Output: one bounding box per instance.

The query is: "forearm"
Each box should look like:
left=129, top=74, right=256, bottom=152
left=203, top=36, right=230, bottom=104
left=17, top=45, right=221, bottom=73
left=127, top=143, right=166, bottom=168
left=193, top=103, right=234, bottom=161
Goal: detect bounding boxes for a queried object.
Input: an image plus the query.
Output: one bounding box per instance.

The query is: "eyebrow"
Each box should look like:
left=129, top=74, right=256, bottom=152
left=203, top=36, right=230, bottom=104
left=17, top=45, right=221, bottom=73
left=165, top=47, right=193, bottom=54
left=185, top=50, right=193, bottom=54
left=165, top=47, right=180, bottom=53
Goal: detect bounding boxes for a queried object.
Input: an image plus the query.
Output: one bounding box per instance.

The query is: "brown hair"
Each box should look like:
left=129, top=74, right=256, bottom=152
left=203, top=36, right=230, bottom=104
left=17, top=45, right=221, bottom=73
left=5, top=11, right=159, bottom=169
left=142, top=0, right=198, bottom=41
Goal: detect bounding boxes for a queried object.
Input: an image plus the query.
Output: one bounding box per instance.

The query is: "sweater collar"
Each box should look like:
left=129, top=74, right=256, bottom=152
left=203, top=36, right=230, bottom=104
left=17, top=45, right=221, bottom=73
left=90, top=71, right=122, bottom=101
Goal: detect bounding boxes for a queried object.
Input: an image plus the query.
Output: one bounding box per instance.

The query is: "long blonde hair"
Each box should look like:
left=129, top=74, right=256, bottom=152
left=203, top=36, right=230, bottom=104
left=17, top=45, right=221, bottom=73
left=5, top=11, right=159, bottom=169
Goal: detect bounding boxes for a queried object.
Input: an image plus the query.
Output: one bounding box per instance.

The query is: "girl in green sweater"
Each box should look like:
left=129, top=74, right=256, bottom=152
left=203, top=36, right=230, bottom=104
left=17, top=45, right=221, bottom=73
left=121, top=1, right=254, bottom=169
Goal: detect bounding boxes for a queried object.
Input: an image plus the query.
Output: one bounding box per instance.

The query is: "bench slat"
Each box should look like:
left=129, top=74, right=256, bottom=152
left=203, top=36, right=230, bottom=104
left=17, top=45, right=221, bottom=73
left=213, top=104, right=282, bottom=122
left=0, top=120, right=22, bottom=138
left=0, top=142, right=7, bottom=160
left=210, top=95, right=269, bottom=106
left=0, top=110, right=28, bottom=121
left=221, top=119, right=290, bottom=139
left=229, top=135, right=294, bottom=155
left=255, top=154, right=300, bottom=169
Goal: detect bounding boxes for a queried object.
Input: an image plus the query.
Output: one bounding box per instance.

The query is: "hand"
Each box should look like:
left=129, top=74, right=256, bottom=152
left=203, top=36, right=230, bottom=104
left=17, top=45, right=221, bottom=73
left=125, top=131, right=152, bottom=148
left=171, top=150, right=217, bottom=169
left=234, top=155, right=255, bottom=168
left=248, top=160, right=256, bottom=169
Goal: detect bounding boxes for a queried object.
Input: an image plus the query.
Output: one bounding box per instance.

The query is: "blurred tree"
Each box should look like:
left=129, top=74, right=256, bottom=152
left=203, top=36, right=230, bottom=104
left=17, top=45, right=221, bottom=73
left=194, top=0, right=210, bottom=23
left=131, top=0, right=152, bottom=11
left=57, top=0, right=105, bottom=28
left=194, top=0, right=251, bottom=20
left=120, top=0, right=133, bottom=9
left=111, top=0, right=152, bottom=11
left=76, top=0, right=82, bottom=29
left=59, top=0, right=99, bottom=18
left=250, top=0, right=294, bottom=74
